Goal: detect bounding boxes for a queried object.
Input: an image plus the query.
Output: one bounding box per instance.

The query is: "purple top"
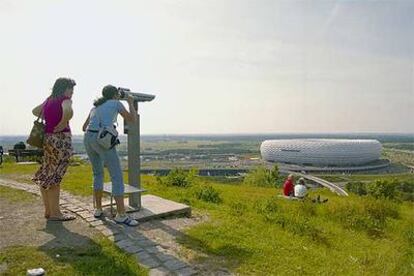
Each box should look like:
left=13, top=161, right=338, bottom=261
left=43, top=96, right=71, bottom=134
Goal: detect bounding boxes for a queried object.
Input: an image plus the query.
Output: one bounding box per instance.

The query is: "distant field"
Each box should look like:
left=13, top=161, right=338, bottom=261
left=383, top=142, right=414, bottom=151
left=317, top=173, right=414, bottom=183
left=383, top=148, right=414, bottom=166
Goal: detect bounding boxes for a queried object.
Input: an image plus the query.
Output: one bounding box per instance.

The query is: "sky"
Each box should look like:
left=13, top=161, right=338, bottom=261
left=0, top=0, right=413, bottom=135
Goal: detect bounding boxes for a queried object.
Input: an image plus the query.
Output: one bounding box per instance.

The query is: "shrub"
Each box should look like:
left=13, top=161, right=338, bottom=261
left=162, top=168, right=198, bottom=188
left=367, top=180, right=397, bottom=200
left=364, top=198, right=400, bottom=221
left=253, top=198, right=328, bottom=244
left=194, top=185, right=222, bottom=204
left=298, top=199, right=318, bottom=216
left=229, top=201, right=248, bottom=216
left=254, top=197, right=279, bottom=222
left=243, top=165, right=279, bottom=187
left=346, top=181, right=368, bottom=196
left=397, top=180, right=414, bottom=202
left=347, top=179, right=414, bottom=202
left=178, top=197, right=193, bottom=206
left=331, top=203, right=383, bottom=237
left=328, top=198, right=400, bottom=238
left=405, top=226, right=414, bottom=246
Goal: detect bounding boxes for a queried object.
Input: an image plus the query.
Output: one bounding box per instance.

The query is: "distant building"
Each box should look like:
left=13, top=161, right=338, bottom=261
left=260, top=139, right=382, bottom=166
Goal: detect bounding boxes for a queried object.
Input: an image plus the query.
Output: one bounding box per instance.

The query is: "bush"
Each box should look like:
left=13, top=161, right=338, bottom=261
left=254, top=197, right=278, bottom=214
left=347, top=179, right=414, bottom=202
left=194, top=185, right=222, bottom=203
left=243, top=165, right=279, bottom=187
left=229, top=201, right=248, bottom=216
left=346, top=181, right=368, bottom=196
left=364, top=198, right=399, bottom=221
left=298, top=199, right=318, bottom=216
left=328, top=198, right=400, bottom=238
left=178, top=197, right=193, bottom=206
left=367, top=180, right=397, bottom=200
left=253, top=197, right=327, bottom=244
left=160, top=168, right=198, bottom=188
left=253, top=197, right=280, bottom=222
left=405, top=226, right=414, bottom=246
left=397, top=180, right=414, bottom=202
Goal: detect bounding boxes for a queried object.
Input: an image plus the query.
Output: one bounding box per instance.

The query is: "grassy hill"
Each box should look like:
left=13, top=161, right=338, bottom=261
left=1, top=162, right=413, bottom=275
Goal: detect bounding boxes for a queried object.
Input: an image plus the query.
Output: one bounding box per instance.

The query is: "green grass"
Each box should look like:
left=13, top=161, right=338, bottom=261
left=146, top=172, right=414, bottom=274
left=0, top=163, right=105, bottom=196
left=0, top=185, right=37, bottom=203
left=0, top=237, right=147, bottom=276
left=1, top=163, right=414, bottom=274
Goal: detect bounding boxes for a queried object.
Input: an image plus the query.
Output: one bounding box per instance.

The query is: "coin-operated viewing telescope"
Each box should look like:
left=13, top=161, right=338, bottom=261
left=118, top=87, right=155, bottom=211
left=118, top=87, right=155, bottom=102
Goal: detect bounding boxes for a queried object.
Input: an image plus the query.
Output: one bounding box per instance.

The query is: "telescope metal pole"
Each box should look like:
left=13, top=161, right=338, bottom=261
left=127, top=101, right=141, bottom=208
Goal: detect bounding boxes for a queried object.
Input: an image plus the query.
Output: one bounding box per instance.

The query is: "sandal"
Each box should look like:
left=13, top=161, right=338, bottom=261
left=45, top=210, right=70, bottom=219
left=48, top=213, right=76, bottom=221
left=115, top=216, right=138, bottom=227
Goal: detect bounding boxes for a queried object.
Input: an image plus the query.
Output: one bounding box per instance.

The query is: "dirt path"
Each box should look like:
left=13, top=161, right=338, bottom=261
left=0, top=187, right=100, bottom=250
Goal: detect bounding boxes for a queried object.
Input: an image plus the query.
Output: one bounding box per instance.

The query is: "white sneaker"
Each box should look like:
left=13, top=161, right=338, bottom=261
left=94, top=209, right=103, bottom=218
left=115, top=215, right=138, bottom=227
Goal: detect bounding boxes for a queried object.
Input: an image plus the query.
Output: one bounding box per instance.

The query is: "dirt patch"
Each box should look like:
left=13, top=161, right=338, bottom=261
left=0, top=190, right=99, bottom=250
left=0, top=174, right=34, bottom=184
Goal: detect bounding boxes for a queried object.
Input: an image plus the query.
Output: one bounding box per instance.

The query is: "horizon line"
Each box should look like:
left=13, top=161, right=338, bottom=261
left=1, top=131, right=414, bottom=137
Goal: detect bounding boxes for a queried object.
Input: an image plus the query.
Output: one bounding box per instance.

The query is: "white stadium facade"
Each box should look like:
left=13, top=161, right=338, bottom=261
left=260, top=139, right=382, bottom=167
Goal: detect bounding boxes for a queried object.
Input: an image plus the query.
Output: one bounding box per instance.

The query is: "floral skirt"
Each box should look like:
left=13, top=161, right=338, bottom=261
left=32, top=132, right=73, bottom=189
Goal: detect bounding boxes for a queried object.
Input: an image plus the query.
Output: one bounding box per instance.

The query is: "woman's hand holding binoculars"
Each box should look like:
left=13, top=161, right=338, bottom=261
left=126, top=94, right=135, bottom=104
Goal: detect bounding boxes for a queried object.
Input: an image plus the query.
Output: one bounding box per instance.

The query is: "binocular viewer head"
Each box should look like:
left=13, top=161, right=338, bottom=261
left=118, top=87, right=155, bottom=102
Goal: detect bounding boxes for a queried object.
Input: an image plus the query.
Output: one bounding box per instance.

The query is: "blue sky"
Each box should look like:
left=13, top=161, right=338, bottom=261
left=0, top=0, right=413, bottom=135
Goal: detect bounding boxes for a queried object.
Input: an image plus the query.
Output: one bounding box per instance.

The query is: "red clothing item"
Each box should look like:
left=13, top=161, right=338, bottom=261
left=283, top=179, right=294, bottom=196
left=43, top=96, right=71, bottom=134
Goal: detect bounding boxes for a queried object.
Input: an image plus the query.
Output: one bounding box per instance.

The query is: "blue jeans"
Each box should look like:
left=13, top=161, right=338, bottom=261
left=83, top=132, right=124, bottom=196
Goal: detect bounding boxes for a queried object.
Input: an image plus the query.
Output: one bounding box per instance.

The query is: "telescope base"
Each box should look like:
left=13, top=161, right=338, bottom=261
left=101, top=183, right=146, bottom=215
left=101, top=195, right=191, bottom=221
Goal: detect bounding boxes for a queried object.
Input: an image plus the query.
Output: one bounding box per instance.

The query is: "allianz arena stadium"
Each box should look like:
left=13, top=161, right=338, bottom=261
left=260, top=139, right=382, bottom=166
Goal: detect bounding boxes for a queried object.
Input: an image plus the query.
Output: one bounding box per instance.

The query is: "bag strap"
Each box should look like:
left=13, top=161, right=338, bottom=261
left=36, top=99, right=47, bottom=123
left=95, top=102, right=119, bottom=128
left=95, top=107, right=103, bottom=128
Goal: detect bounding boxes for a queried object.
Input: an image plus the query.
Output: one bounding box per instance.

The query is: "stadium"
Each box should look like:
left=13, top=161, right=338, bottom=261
left=260, top=139, right=388, bottom=172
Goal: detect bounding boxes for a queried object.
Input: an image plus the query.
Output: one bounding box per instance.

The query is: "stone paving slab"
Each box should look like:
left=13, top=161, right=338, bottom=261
left=102, top=195, right=191, bottom=222
left=124, top=245, right=144, bottom=254
left=149, top=267, right=170, bottom=276
left=175, top=266, right=198, bottom=276
left=163, top=259, right=188, bottom=271
left=134, top=251, right=152, bottom=261
left=139, top=256, right=161, bottom=269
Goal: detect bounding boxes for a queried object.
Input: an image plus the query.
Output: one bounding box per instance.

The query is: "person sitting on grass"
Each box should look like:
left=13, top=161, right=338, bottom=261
left=283, top=174, right=294, bottom=196
left=294, top=177, right=308, bottom=199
